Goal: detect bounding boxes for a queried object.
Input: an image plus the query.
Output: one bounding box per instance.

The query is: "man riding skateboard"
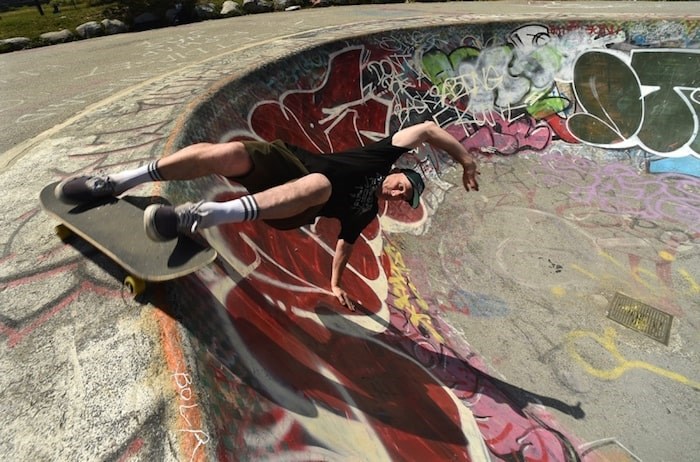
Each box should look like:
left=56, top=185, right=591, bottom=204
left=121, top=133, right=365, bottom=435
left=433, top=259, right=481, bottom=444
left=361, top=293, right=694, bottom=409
left=55, top=121, right=480, bottom=308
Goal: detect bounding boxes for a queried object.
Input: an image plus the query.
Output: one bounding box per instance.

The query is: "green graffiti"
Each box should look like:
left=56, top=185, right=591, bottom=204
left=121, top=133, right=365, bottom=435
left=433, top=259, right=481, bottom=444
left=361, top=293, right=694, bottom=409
left=527, top=96, right=570, bottom=119
left=421, top=47, right=480, bottom=96
left=421, top=49, right=456, bottom=91
left=448, top=46, right=480, bottom=69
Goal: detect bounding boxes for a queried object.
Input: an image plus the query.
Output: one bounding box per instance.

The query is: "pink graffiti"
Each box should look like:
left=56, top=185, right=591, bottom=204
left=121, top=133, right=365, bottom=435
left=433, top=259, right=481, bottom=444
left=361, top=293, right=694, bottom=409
left=535, top=152, right=700, bottom=234
left=392, top=306, right=582, bottom=461
left=447, top=112, right=552, bottom=156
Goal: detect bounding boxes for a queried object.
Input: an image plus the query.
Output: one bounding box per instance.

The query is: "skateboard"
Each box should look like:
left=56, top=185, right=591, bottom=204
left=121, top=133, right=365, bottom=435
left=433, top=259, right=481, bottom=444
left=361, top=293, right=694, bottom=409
left=40, top=181, right=218, bottom=295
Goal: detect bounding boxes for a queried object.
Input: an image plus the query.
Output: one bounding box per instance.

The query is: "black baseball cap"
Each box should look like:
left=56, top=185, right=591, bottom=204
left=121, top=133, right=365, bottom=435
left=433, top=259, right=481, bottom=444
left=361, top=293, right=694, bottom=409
left=400, top=169, right=425, bottom=208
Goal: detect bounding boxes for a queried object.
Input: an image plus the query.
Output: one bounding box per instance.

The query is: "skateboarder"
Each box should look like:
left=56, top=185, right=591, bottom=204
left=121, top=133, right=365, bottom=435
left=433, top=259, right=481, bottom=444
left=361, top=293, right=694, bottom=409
left=55, top=121, right=479, bottom=308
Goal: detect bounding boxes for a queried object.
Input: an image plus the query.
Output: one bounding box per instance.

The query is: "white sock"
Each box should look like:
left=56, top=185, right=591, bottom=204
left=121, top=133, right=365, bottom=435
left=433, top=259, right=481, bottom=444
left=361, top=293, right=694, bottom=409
left=197, top=195, right=260, bottom=228
left=109, top=160, right=163, bottom=194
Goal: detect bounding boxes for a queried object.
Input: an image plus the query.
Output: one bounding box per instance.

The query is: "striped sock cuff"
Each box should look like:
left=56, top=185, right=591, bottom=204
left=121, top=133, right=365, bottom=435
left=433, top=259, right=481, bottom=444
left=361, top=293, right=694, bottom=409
left=241, top=195, right=259, bottom=221
left=148, top=160, right=164, bottom=181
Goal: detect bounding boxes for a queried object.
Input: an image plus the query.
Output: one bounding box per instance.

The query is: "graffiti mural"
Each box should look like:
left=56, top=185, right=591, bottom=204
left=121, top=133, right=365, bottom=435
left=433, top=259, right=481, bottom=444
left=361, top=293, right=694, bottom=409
left=210, top=22, right=699, bottom=175
left=570, top=50, right=700, bottom=154
left=164, top=19, right=699, bottom=461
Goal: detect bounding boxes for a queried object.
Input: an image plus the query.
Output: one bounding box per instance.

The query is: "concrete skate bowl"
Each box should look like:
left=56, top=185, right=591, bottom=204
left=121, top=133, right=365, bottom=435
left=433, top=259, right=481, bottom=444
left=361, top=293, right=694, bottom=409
left=160, top=19, right=700, bottom=461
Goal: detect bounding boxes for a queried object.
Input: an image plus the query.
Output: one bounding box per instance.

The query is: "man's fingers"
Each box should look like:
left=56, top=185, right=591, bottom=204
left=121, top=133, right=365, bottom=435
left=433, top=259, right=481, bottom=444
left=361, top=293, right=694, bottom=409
left=334, top=290, right=356, bottom=311
left=342, top=293, right=356, bottom=311
left=463, top=168, right=480, bottom=192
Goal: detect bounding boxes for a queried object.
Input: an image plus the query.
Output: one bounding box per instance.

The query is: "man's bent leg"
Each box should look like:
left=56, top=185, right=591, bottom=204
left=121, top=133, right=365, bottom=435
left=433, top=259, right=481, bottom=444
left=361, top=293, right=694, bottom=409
left=253, top=173, right=331, bottom=220
left=56, top=141, right=252, bottom=203
left=156, top=141, right=252, bottom=179
left=144, top=173, right=331, bottom=241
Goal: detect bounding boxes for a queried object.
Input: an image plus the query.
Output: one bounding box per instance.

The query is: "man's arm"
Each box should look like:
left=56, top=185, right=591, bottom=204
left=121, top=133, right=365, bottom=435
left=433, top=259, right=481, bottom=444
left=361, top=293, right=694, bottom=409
left=392, top=121, right=480, bottom=191
left=330, top=238, right=356, bottom=310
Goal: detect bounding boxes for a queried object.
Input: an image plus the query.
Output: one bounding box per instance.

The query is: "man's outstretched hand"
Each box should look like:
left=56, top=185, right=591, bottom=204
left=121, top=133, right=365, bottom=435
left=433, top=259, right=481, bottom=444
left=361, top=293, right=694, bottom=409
left=332, top=285, right=356, bottom=311
left=462, top=160, right=480, bottom=192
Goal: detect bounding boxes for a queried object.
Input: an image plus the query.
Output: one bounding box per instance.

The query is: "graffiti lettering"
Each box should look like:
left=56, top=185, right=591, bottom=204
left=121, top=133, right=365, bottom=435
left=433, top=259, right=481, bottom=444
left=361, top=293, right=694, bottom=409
left=172, top=372, right=210, bottom=461
left=570, top=49, right=700, bottom=157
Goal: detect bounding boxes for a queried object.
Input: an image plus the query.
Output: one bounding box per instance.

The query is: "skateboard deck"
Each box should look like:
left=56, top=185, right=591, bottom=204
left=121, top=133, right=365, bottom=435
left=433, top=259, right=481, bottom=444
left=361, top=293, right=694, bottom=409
left=40, top=181, right=217, bottom=285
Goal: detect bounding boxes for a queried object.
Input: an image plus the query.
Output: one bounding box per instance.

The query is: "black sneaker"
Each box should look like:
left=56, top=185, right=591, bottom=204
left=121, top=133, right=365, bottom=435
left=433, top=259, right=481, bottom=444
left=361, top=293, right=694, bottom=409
left=143, top=202, right=205, bottom=242
left=54, top=175, right=117, bottom=204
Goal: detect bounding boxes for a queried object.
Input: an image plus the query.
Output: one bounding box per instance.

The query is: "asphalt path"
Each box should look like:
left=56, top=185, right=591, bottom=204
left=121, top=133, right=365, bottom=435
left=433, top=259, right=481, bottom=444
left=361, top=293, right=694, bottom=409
left=2, top=3, right=476, bottom=158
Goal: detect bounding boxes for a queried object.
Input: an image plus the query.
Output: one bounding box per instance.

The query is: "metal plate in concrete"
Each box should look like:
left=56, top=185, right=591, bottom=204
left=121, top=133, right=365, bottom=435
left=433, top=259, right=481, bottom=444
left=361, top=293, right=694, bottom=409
left=607, top=293, right=673, bottom=345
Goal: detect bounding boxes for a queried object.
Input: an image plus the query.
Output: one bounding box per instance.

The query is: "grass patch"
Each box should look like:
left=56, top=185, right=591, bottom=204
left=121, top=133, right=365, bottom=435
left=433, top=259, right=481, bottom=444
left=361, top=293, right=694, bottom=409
left=0, top=0, right=121, bottom=41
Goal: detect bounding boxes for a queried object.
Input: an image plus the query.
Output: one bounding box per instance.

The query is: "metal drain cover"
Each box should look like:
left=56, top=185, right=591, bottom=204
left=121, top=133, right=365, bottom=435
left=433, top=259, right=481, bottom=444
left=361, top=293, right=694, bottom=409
left=607, top=293, right=673, bottom=345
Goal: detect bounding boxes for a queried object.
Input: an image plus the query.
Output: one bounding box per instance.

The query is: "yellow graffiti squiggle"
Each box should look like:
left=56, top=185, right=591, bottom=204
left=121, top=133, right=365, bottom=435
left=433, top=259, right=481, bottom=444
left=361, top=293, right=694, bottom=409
left=385, top=242, right=444, bottom=343
left=678, top=269, right=700, bottom=294
left=566, top=327, right=700, bottom=390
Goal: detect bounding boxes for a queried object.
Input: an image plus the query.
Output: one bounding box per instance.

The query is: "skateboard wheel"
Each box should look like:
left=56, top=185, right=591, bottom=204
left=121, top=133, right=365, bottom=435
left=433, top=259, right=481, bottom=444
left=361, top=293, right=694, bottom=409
left=124, top=275, right=146, bottom=295
left=54, top=224, right=72, bottom=240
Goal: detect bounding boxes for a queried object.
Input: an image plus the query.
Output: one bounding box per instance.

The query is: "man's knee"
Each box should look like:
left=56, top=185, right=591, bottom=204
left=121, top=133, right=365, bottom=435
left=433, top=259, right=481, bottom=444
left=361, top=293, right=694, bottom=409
left=300, top=173, right=332, bottom=204
left=209, top=141, right=252, bottom=177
